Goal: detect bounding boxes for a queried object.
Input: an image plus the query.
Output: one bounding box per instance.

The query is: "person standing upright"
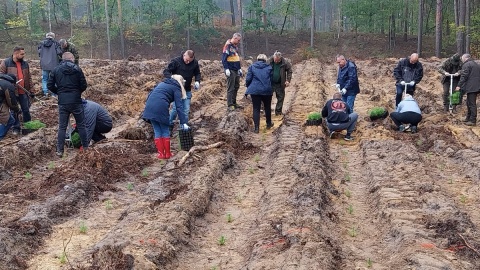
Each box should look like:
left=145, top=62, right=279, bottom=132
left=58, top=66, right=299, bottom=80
left=163, top=50, right=201, bottom=129
left=393, top=53, right=423, bottom=107
left=268, top=51, right=292, bottom=116
left=455, top=54, right=480, bottom=126
left=222, top=33, right=242, bottom=111
left=0, top=46, right=36, bottom=135
left=336, top=55, right=360, bottom=111
left=438, top=53, right=462, bottom=112
left=38, top=32, right=62, bottom=98
left=47, top=52, right=89, bottom=157
left=59, top=39, right=80, bottom=65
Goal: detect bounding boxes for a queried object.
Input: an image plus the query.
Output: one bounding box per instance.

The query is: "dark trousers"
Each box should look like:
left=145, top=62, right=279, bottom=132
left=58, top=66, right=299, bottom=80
left=92, top=121, right=112, bottom=142
left=390, top=111, right=422, bottom=127
left=466, top=92, right=478, bottom=122
left=13, top=93, right=31, bottom=131
left=251, top=95, right=272, bottom=128
left=272, top=83, right=285, bottom=114
left=226, top=70, right=240, bottom=107
left=57, top=104, right=89, bottom=152
left=395, top=84, right=415, bottom=107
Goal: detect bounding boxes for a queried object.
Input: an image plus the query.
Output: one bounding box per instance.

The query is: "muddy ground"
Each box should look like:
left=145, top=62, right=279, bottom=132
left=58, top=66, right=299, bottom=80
left=1, top=56, right=480, bottom=270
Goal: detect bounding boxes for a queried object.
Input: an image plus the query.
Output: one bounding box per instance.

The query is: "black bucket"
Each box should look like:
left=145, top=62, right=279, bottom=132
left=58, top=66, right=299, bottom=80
left=178, top=129, right=194, bottom=151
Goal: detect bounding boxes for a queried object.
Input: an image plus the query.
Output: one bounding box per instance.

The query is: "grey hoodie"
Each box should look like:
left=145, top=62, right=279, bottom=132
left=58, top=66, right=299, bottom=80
left=396, top=96, right=421, bottom=114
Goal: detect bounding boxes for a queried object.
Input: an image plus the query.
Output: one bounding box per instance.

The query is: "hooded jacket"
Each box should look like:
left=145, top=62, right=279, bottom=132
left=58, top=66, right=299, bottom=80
left=142, top=78, right=187, bottom=125
left=38, top=38, right=63, bottom=70
left=163, top=53, right=201, bottom=92
left=0, top=74, right=20, bottom=125
left=396, top=95, right=421, bottom=114
left=337, top=60, right=360, bottom=96
left=394, top=57, right=424, bottom=88
left=47, top=60, right=87, bottom=104
left=321, top=98, right=352, bottom=123
left=457, top=58, right=480, bottom=94
left=245, top=61, right=273, bottom=96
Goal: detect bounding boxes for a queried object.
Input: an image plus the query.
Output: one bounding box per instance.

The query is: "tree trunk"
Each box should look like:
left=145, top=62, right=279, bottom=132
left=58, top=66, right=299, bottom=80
left=86, top=0, right=93, bottom=28
left=404, top=0, right=408, bottom=41
left=435, top=0, right=442, bottom=57
left=104, top=0, right=111, bottom=59
left=230, top=0, right=235, bottom=26
left=456, top=0, right=466, bottom=55
left=417, top=0, right=424, bottom=56
left=117, top=0, right=125, bottom=59
left=280, top=0, right=292, bottom=35
left=310, top=0, right=314, bottom=47
left=465, top=0, right=470, bottom=54
left=238, top=0, right=244, bottom=57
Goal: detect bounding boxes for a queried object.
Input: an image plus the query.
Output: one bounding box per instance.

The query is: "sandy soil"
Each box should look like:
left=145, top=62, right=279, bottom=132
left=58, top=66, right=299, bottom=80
left=1, top=57, right=480, bottom=270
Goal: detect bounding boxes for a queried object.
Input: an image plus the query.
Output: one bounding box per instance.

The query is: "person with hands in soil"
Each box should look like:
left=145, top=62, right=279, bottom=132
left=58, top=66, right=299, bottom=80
left=390, top=94, right=422, bottom=133
left=245, top=54, right=274, bottom=133
left=455, top=54, right=480, bottom=126
left=438, top=53, right=462, bottom=112
left=142, top=74, right=190, bottom=159
left=393, top=53, right=423, bottom=107
left=47, top=52, right=89, bottom=157
left=335, top=55, right=360, bottom=111
left=0, top=46, right=36, bottom=135
left=322, top=92, right=358, bottom=141
left=222, top=33, right=243, bottom=111
left=163, top=50, right=201, bottom=131
left=268, top=51, right=292, bottom=116
left=0, top=74, right=21, bottom=140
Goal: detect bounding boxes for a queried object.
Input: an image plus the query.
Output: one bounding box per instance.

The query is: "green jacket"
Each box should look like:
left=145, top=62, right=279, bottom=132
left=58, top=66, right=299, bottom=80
left=62, top=43, right=80, bottom=65
left=267, top=57, right=292, bottom=88
left=438, top=54, right=462, bottom=84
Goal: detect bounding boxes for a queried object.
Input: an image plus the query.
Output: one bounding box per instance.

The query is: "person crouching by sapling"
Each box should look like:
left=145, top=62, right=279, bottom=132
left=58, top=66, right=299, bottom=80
left=390, top=94, right=422, bottom=133
left=142, top=75, right=190, bottom=159
left=322, top=92, right=358, bottom=141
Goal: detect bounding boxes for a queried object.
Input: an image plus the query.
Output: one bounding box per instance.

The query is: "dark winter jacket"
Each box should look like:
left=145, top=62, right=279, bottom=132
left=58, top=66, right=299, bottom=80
left=337, top=60, right=360, bottom=96
left=47, top=60, right=87, bottom=104
left=83, top=100, right=112, bottom=143
left=393, top=57, right=424, bottom=89
left=142, top=78, right=187, bottom=125
left=222, top=40, right=241, bottom=71
left=438, top=54, right=462, bottom=84
left=163, top=53, right=201, bottom=92
left=0, top=74, right=20, bottom=125
left=38, top=38, right=63, bottom=70
left=457, top=58, right=480, bottom=94
left=0, top=56, right=34, bottom=95
left=321, top=98, right=352, bottom=123
left=245, top=61, right=273, bottom=96
left=268, top=57, right=293, bottom=88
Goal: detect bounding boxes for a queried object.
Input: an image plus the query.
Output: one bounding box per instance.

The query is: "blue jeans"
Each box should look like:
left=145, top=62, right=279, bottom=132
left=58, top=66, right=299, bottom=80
left=13, top=93, right=32, bottom=131
left=327, top=112, right=359, bottom=135
left=395, top=84, right=415, bottom=107
left=0, top=113, right=15, bottom=140
left=169, top=91, right=192, bottom=126
left=342, top=94, right=357, bottom=112
left=42, top=70, right=51, bottom=95
left=57, top=104, right=89, bottom=152
left=151, top=120, right=170, bottom=138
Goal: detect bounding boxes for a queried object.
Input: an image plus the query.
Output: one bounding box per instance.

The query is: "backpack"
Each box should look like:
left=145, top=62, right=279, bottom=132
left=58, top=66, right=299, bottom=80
left=331, top=99, right=347, bottom=113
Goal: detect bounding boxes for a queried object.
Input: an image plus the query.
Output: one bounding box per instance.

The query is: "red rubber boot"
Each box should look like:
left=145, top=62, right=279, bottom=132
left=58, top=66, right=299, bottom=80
left=164, top=137, right=172, bottom=159
left=154, top=138, right=166, bottom=159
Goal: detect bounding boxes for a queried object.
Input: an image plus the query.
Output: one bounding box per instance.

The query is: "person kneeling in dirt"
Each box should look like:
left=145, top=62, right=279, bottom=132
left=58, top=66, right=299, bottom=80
left=0, top=74, right=21, bottom=140
left=82, top=99, right=112, bottom=143
left=390, top=94, right=422, bottom=133
left=142, top=74, right=190, bottom=159
left=47, top=52, right=89, bottom=157
left=245, top=54, right=274, bottom=133
left=321, top=92, right=358, bottom=141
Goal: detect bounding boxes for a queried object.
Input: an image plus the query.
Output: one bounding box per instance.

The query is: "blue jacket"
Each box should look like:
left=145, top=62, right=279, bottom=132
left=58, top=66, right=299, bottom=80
left=245, top=61, right=273, bottom=96
left=337, top=60, right=360, bottom=96
left=222, top=40, right=241, bottom=71
left=142, top=78, right=187, bottom=125
left=396, top=96, right=421, bottom=114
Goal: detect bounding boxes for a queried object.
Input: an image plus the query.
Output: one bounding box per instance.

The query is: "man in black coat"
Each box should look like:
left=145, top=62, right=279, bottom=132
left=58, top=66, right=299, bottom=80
left=393, top=53, right=424, bottom=107
left=47, top=52, right=89, bottom=156
left=163, top=50, right=201, bottom=129
left=455, top=54, right=480, bottom=126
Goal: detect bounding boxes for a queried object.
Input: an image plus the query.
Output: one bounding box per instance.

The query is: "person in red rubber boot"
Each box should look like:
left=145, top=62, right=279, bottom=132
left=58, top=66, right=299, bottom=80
left=142, top=74, right=190, bottom=159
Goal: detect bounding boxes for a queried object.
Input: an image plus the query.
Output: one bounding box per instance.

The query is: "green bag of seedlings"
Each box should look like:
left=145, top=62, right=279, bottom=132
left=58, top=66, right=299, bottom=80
left=369, top=107, right=389, bottom=120
left=451, top=91, right=460, bottom=105
left=307, top=112, right=322, bottom=121
left=70, top=132, right=82, bottom=148
left=23, top=120, right=46, bottom=130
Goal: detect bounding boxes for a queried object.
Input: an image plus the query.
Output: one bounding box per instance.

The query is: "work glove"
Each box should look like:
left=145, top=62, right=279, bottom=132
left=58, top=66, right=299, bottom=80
left=454, top=72, right=460, bottom=76
left=225, top=69, right=231, bottom=77
left=400, top=81, right=406, bottom=85
left=341, top=88, right=347, bottom=95
left=444, top=72, right=451, bottom=76
left=181, top=123, right=190, bottom=130
left=335, top=84, right=341, bottom=90
left=409, top=81, right=415, bottom=86
left=194, top=81, right=200, bottom=91
left=238, top=69, right=243, bottom=77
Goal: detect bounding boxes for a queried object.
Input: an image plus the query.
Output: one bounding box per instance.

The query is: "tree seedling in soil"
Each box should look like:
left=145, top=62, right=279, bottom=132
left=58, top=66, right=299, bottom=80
left=342, top=150, right=349, bottom=155
left=416, top=139, right=423, bottom=146
left=105, top=199, right=113, bottom=210
left=235, top=194, right=243, bottom=203
left=460, top=195, right=467, bottom=204
left=24, top=172, right=32, bottom=180
left=344, top=173, right=351, bottom=182
left=126, top=182, right=134, bottom=191
left=248, top=167, right=256, bottom=174
left=348, top=227, right=358, bottom=237
left=448, top=178, right=453, bottom=184
left=218, top=235, right=226, bottom=245
left=345, top=190, right=351, bottom=198
left=226, top=213, right=233, bottom=223
left=261, top=133, right=266, bottom=142
left=59, top=252, right=67, bottom=264
left=366, top=258, right=373, bottom=268
left=79, top=221, right=88, bottom=234
left=347, top=204, right=354, bottom=214
left=48, top=161, right=55, bottom=169
left=141, top=168, right=149, bottom=177
left=254, top=154, right=260, bottom=162
left=343, top=162, right=348, bottom=169
left=210, top=267, right=218, bottom=270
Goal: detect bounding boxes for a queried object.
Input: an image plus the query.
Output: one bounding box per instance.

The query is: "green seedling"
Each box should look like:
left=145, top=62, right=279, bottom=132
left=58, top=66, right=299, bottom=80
left=141, top=168, right=149, bottom=177
left=366, top=258, right=373, bottom=268
left=261, top=134, right=266, bottom=142
left=345, top=190, right=351, bottom=198
left=59, top=252, right=67, bottom=264
left=48, top=161, right=55, bottom=169
left=369, top=107, right=387, bottom=118
left=241, top=181, right=246, bottom=188
left=438, top=163, right=445, bottom=171
left=79, top=221, right=88, bottom=234
left=235, top=194, right=243, bottom=203
left=425, top=152, right=432, bottom=158
left=344, top=173, right=351, bottom=182
left=24, top=172, right=32, bottom=180
left=343, top=162, right=348, bottom=169
left=460, top=195, right=467, bottom=204
left=248, top=167, right=255, bottom=174
left=348, top=227, right=358, bottom=237
left=210, top=267, right=218, bottom=270
left=226, top=213, right=233, bottom=223
left=126, top=182, right=134, bottom=191
left=105, top=199, right=113, bottom=210
left=254, top=154, right=260, bottom=162
left=218, top=235, right=226, bottom=245
left=342, top=150, right=349, bottom=155
left=347, top=204, right=354, bottom=214
left=448, top=178, right=453, bottom=184
left=339, top=140, right=345, bottom=145
left=307, top=112, right=322, bottom=121
left=416, top=139, right=423, bottom=146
